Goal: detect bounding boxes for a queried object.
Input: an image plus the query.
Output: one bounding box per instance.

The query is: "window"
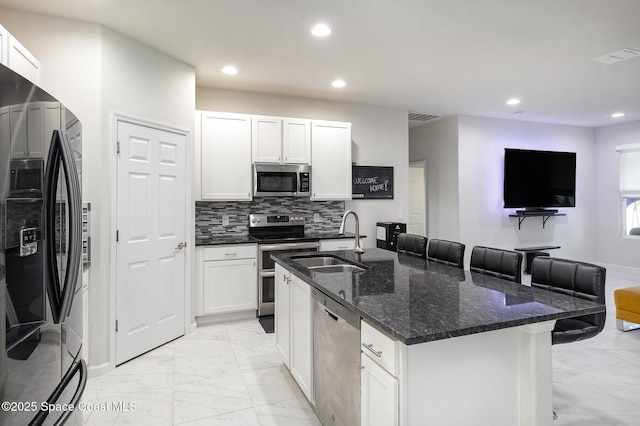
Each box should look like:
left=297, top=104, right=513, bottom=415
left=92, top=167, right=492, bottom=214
left=624, top=198, right=640, bottom=235
left=617, top=144, right=640, bottom=236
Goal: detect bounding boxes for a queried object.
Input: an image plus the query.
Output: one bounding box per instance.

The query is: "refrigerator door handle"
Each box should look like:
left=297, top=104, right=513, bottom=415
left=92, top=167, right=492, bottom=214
left=28, top=359, right=88, bottom=426
left=44, top=130, right=82, bottom=324
left=44, top=130, right=63, bottom=322
left=58, top=130, right=82, bottom=320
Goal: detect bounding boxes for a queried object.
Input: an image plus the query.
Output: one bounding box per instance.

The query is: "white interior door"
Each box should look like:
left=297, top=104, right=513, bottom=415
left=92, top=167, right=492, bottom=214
left=409, top=161, right=427, bottom=236
left=116, top=120, right=186, bottom=365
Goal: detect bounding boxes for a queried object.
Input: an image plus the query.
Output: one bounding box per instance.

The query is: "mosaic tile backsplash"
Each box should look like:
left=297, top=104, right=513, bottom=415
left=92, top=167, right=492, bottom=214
left=195, top=197, right=346, bottom=238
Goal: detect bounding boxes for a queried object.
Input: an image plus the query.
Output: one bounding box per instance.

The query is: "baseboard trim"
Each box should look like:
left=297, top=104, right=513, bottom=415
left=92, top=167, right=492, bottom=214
left=195, top=310, right=257, bottom=327
left=596, top=262, right=640, bottom=275
left=87, top=361, right=113, bottom=378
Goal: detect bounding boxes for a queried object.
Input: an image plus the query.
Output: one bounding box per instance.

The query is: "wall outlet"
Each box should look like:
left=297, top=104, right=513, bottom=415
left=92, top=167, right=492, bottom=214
left=314, top=213, right=321, bottom=223
left=222, top=215, right=230, bottom=226
left=397, top=210, right=404, bottom=220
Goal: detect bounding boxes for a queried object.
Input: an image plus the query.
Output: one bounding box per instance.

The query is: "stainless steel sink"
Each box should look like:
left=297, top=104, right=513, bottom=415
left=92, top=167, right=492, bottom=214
left=309, top=264, right=367, bottom=273
left=292, top=256, right=350, bottom=268
left=292, top=255, right=368, bottom=273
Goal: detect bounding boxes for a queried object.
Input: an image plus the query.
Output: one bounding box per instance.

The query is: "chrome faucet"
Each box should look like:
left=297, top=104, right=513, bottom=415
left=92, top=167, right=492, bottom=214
left=338, top=210, right=365, bottom=253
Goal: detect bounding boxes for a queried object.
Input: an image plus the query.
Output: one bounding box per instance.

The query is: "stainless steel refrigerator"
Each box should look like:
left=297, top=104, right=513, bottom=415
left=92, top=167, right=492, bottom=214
left=0, top=63, right=86, bottom=425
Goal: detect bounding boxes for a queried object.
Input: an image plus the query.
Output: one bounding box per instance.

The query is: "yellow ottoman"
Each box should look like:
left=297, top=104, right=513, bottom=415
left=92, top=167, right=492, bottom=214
left=614, top=286, right=640, bottom=331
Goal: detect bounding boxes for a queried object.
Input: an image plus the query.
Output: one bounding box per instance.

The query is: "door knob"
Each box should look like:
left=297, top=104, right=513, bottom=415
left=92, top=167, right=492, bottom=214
left=175, top=242, right=187, bottom=250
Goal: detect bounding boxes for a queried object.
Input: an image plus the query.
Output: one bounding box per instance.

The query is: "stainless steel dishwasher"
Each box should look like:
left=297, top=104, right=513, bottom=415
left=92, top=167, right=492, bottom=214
left=312, top=287, right=361, bottom=426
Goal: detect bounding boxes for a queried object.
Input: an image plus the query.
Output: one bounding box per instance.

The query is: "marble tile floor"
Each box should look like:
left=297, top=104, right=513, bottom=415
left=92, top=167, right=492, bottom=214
left=82, top=266, right=640, bottom=425
left=551, top=266, right=640, bottom=426
left=81, top=320, right=321, bottom=425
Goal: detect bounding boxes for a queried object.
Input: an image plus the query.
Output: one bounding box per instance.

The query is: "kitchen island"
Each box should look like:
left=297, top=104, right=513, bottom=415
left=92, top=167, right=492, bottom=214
left=273, top=248, right=605, bottom=426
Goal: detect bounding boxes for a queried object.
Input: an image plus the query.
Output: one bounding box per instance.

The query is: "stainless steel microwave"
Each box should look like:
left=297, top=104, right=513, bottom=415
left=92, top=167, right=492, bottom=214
left=254, top=164, right=310, bottom=197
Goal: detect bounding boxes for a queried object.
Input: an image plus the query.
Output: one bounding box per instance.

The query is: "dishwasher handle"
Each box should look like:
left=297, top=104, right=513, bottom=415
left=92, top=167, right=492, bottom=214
left=324, top=308, right=339, bottom=322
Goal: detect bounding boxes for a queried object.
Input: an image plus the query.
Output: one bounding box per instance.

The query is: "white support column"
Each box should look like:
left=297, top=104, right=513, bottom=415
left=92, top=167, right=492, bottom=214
left=517, top=321, right=556, bottom=426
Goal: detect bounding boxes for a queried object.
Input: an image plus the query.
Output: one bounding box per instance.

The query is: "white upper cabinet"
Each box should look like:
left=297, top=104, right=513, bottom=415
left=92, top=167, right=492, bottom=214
left=196, top=111, right=351, bottom=201
left=311, top=120, right=352, bottom=200
left=252, top=116, right=310, bottom=165
left=198, top=111, right=252, bottom=201
left=252, top=115, right=282, bottom=163
left=282, top=118, right=311, bottom=164
left=0, top=24, right=41, bottom=85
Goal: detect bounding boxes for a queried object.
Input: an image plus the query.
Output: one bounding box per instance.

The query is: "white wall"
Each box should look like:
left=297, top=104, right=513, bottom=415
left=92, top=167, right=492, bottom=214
left=196, top=88, right=409, bottom=246
left=457, top=116, right=596, bottom=266
left=409, top=116, right=460, bottom=240
left=1, top=9, right=196, bottom=372
left=0, top=10, right=103, bottom=198
left=410, top=115, right=597, bottom=267
left=99, top=28, right=195, bottom=371
left=595, top=121, right=640, bottom=268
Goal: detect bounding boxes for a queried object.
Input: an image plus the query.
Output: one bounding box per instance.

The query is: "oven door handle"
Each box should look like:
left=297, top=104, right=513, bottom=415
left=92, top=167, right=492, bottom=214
left=260, top=270, right=276, bottom=278
left=258, top=241, right=320, bottom=252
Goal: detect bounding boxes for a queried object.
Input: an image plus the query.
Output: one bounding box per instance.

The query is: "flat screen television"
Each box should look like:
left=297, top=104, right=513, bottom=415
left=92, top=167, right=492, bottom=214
left=503, top=148, right=576, bottom=210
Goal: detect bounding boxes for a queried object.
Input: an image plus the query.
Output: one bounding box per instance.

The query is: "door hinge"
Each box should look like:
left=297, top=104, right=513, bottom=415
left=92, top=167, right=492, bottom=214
left=116, top=230, right=119, bottom=242
left=115, top=320, right=118, bottom=332
left=117, top=141, right=120, bottom=154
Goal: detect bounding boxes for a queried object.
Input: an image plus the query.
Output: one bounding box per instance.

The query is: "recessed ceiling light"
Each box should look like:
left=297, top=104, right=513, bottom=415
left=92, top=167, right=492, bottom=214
left=221, top=65, right=238, bottom=75
left=506, top=98, right=521, bottom=106
left=331, top=79, right=346, bottom=88
left=311, top=23, right=332, bottom=37
left=611, top=112, right=625, bottom=118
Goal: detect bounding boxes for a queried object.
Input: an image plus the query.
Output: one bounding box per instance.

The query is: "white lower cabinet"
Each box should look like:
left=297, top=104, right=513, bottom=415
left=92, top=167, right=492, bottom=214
left=289, top=274, right=313, bottom=400
left=274, top=264, right=313, bottom=402
left=275, top=265, right=290, bottom=366
left=361, top=320, right=400, bottom=426
left=361, top=354, right=399, bottom=426
left=197, top=245, right=257, bottom=316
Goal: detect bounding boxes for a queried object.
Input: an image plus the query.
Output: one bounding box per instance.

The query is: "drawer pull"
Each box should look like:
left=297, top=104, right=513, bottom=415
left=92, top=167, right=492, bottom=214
left=224, top=252, right=238, bottom=256
left=362, top=343, right=382, bottom=358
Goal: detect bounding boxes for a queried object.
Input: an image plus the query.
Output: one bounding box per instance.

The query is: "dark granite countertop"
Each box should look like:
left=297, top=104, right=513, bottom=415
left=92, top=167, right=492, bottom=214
left=195, top=235, right=257, bottom=246
left=273, top=248, right=606, bottom=345
left=195, top=232, right=364, bottom=246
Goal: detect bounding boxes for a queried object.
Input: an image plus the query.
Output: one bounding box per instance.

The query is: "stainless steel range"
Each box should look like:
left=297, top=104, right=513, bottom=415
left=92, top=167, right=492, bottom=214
left=249, top=213, right=319, bottom=317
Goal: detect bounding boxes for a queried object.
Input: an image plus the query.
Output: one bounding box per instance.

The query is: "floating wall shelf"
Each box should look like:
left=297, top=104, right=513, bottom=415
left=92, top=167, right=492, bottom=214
left=509, top=212, right=566, bottom=230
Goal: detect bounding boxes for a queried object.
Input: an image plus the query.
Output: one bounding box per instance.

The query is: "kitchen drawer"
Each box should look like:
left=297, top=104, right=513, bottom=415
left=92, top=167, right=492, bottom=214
left=202, top=244, right=257, bottom=261
left=361, top=320, right=398, bottom=377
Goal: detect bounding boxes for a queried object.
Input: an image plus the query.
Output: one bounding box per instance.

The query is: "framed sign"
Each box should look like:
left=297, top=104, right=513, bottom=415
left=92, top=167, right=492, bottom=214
left=352, top=165, right=394, bottom=199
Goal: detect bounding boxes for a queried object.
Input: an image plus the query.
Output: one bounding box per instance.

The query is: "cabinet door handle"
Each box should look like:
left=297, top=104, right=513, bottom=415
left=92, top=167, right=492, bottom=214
left=175, top=242, right=187, bottom=250
left=362, top=343, right=383, bottom=358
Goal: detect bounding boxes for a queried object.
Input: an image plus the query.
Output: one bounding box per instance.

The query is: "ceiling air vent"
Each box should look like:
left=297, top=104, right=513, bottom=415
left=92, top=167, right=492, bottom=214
left=409, top=111, right=440, bottom=128
left=408, top=112, right=439, bottom=122
left=592, top=48, right=640, bottom=64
